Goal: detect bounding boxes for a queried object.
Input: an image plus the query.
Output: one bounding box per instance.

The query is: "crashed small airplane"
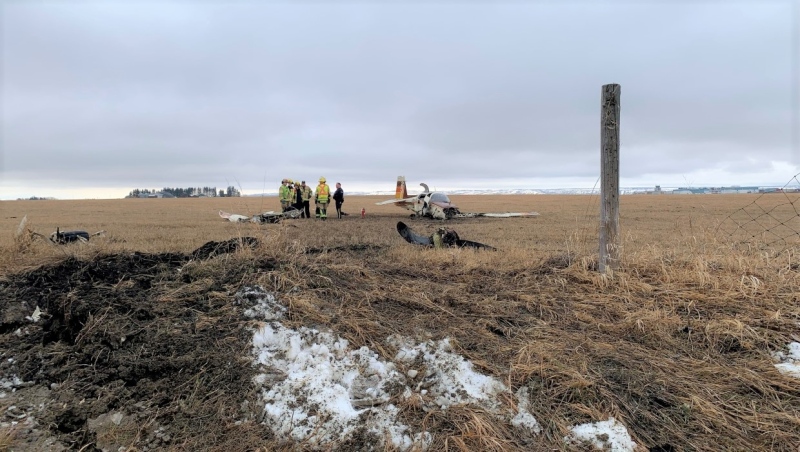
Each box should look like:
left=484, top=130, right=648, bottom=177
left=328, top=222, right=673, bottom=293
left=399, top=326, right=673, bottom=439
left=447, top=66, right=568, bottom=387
left=16, top=217, right=104, bottom=245
left=376, top=176, right=539, bottom=220
left=396, top=221, right=496, bottom=250
left=219, top=207, right=303, bottom=224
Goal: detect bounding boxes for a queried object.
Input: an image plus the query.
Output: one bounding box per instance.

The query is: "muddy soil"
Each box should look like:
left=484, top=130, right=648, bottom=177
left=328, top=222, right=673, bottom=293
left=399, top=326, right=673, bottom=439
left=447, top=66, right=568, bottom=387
left=0, top=238, right=276, bottom=451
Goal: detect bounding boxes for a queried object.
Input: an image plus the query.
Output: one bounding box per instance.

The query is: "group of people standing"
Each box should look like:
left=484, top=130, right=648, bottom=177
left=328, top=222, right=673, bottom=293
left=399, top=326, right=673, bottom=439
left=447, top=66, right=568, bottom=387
left=279, top=177, right=345, bottom=220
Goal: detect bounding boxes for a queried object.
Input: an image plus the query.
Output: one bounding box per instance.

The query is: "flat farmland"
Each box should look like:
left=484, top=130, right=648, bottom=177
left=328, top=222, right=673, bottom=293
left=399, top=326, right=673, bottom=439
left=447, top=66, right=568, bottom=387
left=2, top=193, right=800, bottom=451
left=3, top=193, right=795, bottom=259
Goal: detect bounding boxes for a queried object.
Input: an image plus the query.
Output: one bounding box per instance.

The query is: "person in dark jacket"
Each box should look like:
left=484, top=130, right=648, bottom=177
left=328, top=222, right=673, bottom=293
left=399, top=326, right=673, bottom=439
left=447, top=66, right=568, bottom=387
left=293, top=181, right=304, bottom=212
left=333, top=182, right=344, bottom=219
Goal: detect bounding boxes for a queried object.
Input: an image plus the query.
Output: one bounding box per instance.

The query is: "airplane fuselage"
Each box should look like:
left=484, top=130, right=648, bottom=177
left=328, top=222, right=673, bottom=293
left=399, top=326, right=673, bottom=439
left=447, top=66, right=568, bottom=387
left=376, top=177, right=462, bottom=220
left=377, top=176, right=538, bottom=221
left=407, top=192, right=460, bottom=220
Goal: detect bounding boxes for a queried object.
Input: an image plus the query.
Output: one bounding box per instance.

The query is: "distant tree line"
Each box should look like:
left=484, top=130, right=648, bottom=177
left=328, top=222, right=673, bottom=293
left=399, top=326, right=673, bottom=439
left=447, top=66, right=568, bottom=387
left=16, top=196, right=56, bottom=200
left=125, top=186, right=241, bottom=198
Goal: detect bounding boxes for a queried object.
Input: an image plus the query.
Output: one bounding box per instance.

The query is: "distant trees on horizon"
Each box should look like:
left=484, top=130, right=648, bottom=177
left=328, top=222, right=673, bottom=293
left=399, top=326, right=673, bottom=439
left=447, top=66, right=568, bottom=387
left=125, top=186, right=241, bottom=198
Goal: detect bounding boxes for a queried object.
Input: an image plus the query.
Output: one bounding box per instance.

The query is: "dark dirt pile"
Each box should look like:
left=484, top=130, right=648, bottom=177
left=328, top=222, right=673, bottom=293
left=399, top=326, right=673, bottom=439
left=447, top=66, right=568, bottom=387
left=0, top=238, right=275, bottom=451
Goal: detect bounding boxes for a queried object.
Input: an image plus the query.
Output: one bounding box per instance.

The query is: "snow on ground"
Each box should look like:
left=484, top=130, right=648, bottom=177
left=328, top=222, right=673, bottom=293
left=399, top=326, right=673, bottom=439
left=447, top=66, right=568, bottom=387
left=510, top=386, right=541, bottom=435
left=237, top=285, right=637, bottom=450
left=235, top=286, right=286, bottom=320
left=388, top=335, right=510, bottom=410
left=1, top=313, right=36, bottom=400
left=1, top=311, right=43, bottom=432
left=773, top=342, right=800, bottom=378
left=0, top=374, right=26, bottom=399
left=565, top=417, right=638, bottom=452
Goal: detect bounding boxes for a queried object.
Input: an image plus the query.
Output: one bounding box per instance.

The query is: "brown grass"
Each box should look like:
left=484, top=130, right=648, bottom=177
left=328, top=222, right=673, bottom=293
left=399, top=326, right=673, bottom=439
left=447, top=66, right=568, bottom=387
left=2, top=193, right=800, bottom=451
left=0, top=423, right=19, bottom=452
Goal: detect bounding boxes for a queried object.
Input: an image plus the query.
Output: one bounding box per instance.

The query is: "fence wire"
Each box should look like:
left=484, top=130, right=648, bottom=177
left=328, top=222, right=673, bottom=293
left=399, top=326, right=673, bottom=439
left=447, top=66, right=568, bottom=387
left=716, top=173, right=800, bottom=248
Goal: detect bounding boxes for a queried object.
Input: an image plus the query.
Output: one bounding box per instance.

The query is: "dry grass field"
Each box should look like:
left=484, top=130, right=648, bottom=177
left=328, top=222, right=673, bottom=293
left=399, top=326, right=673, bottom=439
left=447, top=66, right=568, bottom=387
left=2, top=193, right=800, bottom=451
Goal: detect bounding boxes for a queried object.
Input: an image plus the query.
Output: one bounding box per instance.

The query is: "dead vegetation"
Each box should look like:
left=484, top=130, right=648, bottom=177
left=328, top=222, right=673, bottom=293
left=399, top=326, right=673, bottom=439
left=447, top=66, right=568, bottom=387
left=1, top=194, right=800, bottom=451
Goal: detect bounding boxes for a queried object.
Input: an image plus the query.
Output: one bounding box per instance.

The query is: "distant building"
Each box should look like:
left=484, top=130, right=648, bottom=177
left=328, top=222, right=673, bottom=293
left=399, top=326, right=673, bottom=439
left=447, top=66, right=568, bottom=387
left=139, top=191, right=175, bottom=199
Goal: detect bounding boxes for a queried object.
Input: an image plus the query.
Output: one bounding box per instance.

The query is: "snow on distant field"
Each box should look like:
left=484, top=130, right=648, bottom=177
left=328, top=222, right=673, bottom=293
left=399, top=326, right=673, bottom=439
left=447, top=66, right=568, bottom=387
left=238, top=285, right=638, bottom=450
left=773, top=342, right=800, bottom=378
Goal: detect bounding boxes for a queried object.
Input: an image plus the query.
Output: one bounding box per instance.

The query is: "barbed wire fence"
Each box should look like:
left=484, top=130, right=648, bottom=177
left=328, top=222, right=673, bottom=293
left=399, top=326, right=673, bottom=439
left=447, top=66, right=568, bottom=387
left=716, top=172, right=800, bottom=248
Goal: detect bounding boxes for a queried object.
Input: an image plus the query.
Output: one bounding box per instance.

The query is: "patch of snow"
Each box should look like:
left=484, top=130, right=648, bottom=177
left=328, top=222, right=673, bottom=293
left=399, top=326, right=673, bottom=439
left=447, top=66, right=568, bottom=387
left=773, top=342, right=800, bottom=378
left=1, top=375, right=25, bottom=390
left=565, top=417, right=637, bottom=452
left=252, top=323, right=421, bottom=449
left=246, top=290, right=541, bottom=450
left=0, top=375, right=31, bottom=399
left=234, top=286, right=286, bottom=320
left=511, top=386, right=540, bottom=435
left=389, top=336, right=508, bottom=410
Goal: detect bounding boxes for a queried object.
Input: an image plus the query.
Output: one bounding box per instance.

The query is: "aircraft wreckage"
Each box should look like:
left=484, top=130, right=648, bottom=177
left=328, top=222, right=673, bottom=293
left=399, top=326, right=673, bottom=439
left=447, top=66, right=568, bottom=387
left=219, top=207, right=303, bottom=224
left=16, top=216, right=106, bottom=244
left=376, top=176, right=539, bottom=220
left=396, top=221, right=496, bottom=250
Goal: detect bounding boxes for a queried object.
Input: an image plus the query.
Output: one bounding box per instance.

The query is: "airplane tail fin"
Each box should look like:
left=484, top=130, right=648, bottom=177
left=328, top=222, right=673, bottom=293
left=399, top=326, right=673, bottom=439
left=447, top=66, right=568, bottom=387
left=396, top=176, right=407, bottom=199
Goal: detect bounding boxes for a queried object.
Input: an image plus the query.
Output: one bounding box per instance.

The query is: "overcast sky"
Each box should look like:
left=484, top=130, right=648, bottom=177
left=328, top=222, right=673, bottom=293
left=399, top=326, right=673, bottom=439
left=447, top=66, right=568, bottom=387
left=1, top=1, right=798, bottom=199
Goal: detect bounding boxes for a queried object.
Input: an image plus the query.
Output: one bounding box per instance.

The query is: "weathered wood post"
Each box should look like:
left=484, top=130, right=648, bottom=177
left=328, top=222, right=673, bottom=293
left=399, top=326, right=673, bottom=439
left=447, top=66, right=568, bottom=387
left=599, top=83, right=620, bottom=273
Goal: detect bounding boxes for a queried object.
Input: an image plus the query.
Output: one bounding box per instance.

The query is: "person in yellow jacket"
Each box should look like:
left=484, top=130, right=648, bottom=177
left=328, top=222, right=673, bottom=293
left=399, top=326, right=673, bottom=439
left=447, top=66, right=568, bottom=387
left=278, top=179, right=291, bottom=212
left=315, top=177, right=331, bottom=220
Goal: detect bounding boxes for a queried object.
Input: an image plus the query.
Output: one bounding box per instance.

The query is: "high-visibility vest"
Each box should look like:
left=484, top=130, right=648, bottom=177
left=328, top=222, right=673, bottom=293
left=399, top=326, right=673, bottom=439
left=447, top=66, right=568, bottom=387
left=316, top=184, right=330, bottom=202
left=279, top=185, right=290, bottom=202
left=301, top=186, right=313, bottom=202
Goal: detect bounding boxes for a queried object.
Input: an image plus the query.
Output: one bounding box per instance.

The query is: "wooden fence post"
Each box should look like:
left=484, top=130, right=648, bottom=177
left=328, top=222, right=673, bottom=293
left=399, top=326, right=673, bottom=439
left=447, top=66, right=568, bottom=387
left=599, top=84, right=621, bottom=273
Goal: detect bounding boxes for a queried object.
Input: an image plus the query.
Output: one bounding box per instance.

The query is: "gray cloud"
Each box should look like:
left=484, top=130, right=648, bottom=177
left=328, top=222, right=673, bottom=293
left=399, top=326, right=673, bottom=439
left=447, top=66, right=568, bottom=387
left=1, top=1, right=796, bottom=198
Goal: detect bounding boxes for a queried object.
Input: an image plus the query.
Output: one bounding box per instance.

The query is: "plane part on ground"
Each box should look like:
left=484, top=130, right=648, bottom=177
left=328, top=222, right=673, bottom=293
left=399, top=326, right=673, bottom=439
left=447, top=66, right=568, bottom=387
left=396, top=222, right=496, bottom=250
left=397, top=221, right=433, bottom=246
left=219, top=207, right=302, bottom=224
left=46, top=228, right=106, bottom=244
left=51, top=230, right=90, bottom=244
left=455, top=212, right=540, bottom=218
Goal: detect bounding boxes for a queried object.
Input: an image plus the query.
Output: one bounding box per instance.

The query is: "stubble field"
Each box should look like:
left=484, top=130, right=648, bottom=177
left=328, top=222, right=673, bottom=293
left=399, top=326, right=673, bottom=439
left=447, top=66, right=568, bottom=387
left=1, top=193, right=800, bottom=451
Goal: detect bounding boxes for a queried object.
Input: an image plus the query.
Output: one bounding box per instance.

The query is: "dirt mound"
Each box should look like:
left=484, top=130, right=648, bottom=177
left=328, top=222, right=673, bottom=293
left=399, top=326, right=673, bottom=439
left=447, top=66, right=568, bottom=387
left=0, top=242, right=275, bottom=451
left=191, top=236, right=260, bottom=260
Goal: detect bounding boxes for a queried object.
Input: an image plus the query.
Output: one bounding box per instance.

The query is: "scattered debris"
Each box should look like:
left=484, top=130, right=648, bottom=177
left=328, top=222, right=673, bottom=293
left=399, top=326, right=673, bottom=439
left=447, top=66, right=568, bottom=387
left=219, top=207, right=302, bottom=224
left=25, top=306, right=41, bottom=323
left=396, top=221, right=497, bottom=250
